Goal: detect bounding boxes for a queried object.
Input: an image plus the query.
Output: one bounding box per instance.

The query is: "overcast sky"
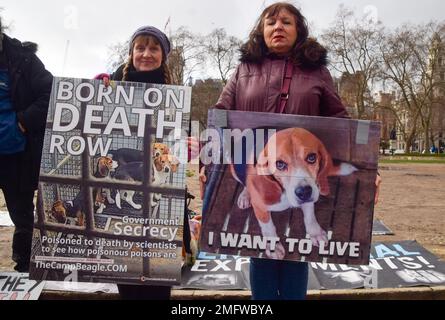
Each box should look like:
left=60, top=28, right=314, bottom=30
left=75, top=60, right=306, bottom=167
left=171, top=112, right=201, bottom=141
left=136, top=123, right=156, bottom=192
left=1, top=0, right=444, bottom=79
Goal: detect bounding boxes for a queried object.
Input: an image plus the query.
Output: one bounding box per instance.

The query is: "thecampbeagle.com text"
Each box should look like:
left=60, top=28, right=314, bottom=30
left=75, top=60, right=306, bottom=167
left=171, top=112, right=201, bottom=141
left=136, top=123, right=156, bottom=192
left=34, top=261, right=128, bottom=273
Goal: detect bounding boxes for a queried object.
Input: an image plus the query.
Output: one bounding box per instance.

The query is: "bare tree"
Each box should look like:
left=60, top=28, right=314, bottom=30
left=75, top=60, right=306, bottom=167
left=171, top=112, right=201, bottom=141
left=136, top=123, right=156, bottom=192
left=204, top=28, right=241, bottom=84
left=191, top=79, right=224, bottom=128
left=0, top=7, right=12, bottom=34
left=106, top=40, right=130, bottom=72
left=378, top=22, right=445, bottom=153
left=168, top=26, right=206, bottom=85
left=321, top=5, right=383, bottom=119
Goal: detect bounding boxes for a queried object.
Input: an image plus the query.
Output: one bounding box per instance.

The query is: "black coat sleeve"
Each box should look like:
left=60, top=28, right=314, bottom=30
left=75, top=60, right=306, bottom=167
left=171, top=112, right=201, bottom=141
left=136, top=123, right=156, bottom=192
left=17, top=55, right=53, bottom=133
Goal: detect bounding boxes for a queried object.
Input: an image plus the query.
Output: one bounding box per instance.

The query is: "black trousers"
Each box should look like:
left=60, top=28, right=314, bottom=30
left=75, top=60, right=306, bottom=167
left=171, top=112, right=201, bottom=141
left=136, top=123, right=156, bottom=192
left=0, top=152, right=35, bottom=271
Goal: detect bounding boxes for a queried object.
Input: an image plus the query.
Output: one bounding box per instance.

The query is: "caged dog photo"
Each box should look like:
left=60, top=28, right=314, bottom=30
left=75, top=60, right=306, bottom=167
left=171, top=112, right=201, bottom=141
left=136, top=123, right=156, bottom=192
left=49, top=156, right=118, bottom=226
left=48, top=142, right=180, bottom=224
left=107, top=143, right=178, bottom=210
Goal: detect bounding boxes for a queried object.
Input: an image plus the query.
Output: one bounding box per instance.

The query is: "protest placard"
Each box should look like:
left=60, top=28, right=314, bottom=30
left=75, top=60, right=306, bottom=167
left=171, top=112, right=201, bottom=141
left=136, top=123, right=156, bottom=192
left=200, top=109, right=380, bottom=265
left=0, top=273, right=45, bottom=300
left=30, top=77, right=191, bottom=285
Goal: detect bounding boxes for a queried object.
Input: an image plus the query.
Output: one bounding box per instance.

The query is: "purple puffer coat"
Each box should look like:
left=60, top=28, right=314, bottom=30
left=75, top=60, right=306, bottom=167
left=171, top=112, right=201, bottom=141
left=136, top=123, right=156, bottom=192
left=215, top=55, right=348, bottom=118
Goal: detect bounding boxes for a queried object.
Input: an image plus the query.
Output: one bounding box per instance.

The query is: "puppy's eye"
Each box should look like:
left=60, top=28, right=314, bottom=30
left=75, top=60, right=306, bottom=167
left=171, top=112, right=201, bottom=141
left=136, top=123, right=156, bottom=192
left=306, top=153, right=317, bottom=164
left=276, top=160, right=287, bottom=171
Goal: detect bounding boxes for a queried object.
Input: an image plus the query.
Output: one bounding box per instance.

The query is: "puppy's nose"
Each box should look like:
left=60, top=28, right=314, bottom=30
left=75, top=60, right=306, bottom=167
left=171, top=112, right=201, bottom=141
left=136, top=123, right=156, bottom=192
left=164, top=167, right=170, bottom=173
left=295, top=186, right=312, bottom=202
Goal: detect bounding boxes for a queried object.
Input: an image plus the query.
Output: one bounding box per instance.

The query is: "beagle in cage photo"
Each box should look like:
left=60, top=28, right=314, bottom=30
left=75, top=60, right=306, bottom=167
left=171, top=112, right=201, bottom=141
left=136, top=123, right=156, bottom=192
left=108, top=142, right=169, bottom=166
left=93, top=156, right=118, bottom=213
left=230, top=128, right=357, bottom=259
left=49, top=156, right=118, bottom=225
left=50, top=199, right=84, bottom=226
left=113, top=153, right=178, bottom=210
left=150, top=153, right=178, bottom=207
left=152, top=142, right=170, bottom=158
left=108, top=143, right=172, bottom=209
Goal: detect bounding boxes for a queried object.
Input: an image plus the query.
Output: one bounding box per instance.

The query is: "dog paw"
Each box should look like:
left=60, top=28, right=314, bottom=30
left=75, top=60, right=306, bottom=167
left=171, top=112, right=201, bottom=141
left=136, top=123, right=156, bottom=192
left=132, top=204, right=142, bottom=210
left=266, top=242, right=286, bottom=260
left=308, top=228, right=328, bottom=247
left=339, top=163, right=358, bottom=175
left=150, top=201, right=158, bottom=207
left=237, top=188, right=251, bottom=209
left=115, top=193, right=122, bottom=209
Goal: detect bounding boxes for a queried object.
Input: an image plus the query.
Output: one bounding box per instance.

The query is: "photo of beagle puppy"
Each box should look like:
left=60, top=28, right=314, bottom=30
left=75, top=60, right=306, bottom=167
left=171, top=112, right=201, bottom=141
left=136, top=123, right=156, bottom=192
left=49, top=156, right=117, bottom=225
left=106, top=143, right=176, bottom=210
left=108, top=143, right=169, bottom=166
left=113, top=154, right=178, bottom=210
left=151, top=154, right=178, bottom=207
left=50, top=198, right=85, bottom=226
left=93, top=156, right=118, bottom=213
left=113, top=162, right=144, bottom=210
left=230, top=128, right=357, bottom=259
left=152, top=142, right=170, bottom=158
left=108, top=148, right=143, bottom=166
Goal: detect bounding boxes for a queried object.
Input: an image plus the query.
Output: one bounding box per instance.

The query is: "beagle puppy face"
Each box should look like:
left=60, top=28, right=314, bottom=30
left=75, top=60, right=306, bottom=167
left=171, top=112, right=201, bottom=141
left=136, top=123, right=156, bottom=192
left=51, top=200, right=67, bottom=223
left=153, top=154, right=178, bottom=174
left=258, top=128, right=332, bottom=207
left=153, top=143, right=170, bottom=158
left=97, top=156, right=118, bottom=177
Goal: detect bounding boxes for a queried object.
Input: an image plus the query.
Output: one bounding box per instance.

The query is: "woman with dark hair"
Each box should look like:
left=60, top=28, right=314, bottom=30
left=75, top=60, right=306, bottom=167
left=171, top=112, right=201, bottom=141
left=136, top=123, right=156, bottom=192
left=212, top=2, right=381, bottom=300
left=217, top=2, right=346, bottom=116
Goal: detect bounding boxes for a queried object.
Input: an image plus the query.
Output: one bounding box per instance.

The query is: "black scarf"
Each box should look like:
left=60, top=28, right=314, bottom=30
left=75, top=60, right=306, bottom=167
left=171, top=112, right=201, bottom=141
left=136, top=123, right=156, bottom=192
left=111, top=64, right=165, bottom=84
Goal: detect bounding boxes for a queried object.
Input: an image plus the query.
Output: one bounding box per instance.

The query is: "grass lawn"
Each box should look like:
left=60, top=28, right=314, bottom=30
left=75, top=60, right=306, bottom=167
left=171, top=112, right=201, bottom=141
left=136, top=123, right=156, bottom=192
left=379, top=159, right=445, bottom=164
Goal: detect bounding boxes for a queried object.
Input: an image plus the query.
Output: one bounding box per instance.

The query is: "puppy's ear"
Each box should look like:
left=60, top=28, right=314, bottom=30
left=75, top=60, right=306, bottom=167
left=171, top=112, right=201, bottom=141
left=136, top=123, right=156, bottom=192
left=98, top=158, right=109, bottom=176
left=250, top=174, right=282, bottom=205
left=169, top=154, right=180, bottom=164
left=163, top=145, right=170, bottom=155
left=167, top=155, right=179, bottom=173
left=51, top=200, right=66, bottom=223
left=52, top=200, right=63, bottom=209
left=317, top=142, right=334, bottom=196
left=154, top=156, right=163, bottom=172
